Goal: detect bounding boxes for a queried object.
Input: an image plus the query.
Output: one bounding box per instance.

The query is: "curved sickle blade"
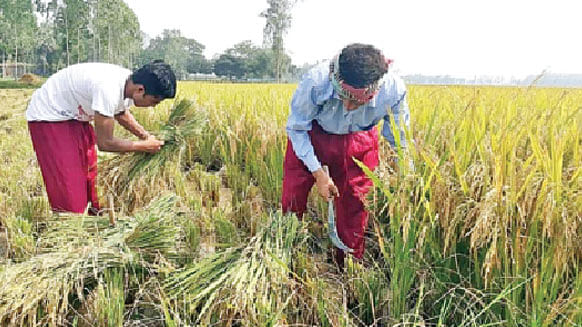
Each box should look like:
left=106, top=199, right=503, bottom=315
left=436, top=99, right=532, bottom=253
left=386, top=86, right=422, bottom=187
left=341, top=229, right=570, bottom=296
left=328, top=198, right=354, bottom=253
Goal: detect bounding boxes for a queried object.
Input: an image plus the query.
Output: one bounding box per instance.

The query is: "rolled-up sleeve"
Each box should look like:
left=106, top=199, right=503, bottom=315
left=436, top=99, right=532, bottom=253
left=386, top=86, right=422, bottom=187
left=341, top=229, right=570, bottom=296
left=286, top=74, right=322, bottom=172
left=381, top=77, right=410, bottom=149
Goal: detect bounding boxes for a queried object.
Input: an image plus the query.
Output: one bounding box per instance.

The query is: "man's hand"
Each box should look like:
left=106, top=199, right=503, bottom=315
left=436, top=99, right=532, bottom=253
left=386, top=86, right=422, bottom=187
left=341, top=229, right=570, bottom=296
left=312, top=168, right=339, bottom=200
left=140, top=136, right=164, bottom=153
left=95, top=113, right=164, bottom=153
left=145, top=134, right=158, bottom=141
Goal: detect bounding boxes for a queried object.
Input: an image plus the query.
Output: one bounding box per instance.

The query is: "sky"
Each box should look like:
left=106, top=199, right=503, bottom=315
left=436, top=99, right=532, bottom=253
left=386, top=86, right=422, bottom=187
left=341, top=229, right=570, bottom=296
left=123, top=0, right=582, bottom=78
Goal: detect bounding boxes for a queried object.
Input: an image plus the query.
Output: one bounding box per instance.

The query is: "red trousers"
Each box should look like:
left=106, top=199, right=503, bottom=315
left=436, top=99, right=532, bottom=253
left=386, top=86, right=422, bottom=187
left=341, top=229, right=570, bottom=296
left=28, top=120, right=100, bottom=214
left=282, top=122, right=379, bottom=259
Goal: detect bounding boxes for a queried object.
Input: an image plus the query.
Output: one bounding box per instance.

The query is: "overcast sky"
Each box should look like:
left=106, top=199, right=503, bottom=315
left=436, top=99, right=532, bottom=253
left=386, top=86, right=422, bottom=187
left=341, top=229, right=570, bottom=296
left=123, top=0, right=582, bottom=78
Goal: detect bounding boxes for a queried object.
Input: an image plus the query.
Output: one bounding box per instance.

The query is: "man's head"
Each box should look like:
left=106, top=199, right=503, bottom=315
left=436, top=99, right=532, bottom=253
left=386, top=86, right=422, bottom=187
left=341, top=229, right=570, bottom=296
left=128, top=60, right=177, bottom=107
left=330, top=43, right=390, bottom=110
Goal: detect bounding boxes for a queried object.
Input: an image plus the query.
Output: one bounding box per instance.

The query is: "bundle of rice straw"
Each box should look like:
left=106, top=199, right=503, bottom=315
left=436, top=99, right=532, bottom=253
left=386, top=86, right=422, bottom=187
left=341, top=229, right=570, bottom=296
left=0, top=195, right=182, bottom=326
left=162, top=212, right=351, bottom=326
left=102, top=99, right=208, bottom=212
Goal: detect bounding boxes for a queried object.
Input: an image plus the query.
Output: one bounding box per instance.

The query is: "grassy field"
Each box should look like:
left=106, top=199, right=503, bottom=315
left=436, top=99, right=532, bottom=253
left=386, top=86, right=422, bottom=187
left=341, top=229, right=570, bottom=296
left=0, top=77, right=44, bottom=89
left=0, top=82, right=581, bottom=326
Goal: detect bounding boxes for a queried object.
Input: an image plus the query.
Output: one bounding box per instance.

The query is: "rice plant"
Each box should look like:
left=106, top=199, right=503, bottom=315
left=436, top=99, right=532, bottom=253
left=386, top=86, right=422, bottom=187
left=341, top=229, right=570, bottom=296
left=100, top=98, right=208, bottom=213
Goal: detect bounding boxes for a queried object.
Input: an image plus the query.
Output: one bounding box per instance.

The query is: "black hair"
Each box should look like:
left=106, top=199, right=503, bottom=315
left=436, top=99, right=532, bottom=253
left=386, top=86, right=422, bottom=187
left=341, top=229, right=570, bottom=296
left=338, top=43, right=388, bottom=88
left=131, top=60, right=176, bottom=99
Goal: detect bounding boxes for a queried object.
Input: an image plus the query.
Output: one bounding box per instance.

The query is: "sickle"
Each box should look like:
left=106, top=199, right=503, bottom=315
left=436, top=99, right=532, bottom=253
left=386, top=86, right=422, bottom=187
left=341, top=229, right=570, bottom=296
left=323, top=166, right=354, bottom=253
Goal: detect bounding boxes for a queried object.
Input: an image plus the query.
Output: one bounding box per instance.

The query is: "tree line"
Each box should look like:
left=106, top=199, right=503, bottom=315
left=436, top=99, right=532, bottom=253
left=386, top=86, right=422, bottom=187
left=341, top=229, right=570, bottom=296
left=0, top=0, right=301, bottom=80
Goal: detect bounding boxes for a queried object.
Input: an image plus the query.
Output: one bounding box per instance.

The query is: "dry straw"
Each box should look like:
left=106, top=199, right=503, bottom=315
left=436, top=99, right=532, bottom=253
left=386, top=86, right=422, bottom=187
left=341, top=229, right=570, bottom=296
left=0, top=195, right=182, bottom=326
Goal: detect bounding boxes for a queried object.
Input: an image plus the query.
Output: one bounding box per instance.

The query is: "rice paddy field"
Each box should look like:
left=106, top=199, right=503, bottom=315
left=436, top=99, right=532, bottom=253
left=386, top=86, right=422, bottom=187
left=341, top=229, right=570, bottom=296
left=0, top=82, right=581, bottom=326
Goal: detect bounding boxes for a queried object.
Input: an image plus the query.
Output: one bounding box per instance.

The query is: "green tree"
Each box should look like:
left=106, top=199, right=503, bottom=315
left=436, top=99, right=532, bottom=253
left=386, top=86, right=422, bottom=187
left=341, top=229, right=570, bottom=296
left=247, top=47, right=273, bottom=78
left=30, top=0, right=142, bottom=74
left=186, top=39, right=212, bottom=74
left=213, top=53, right=244, bottom=79
left=55, top=0, right=90, bottom=66
left=260, top=0, right=296, bottom=82
left=231, top=40, right=275, bottom=78
left=213, top=40, right=276, bottom=79
left=32, top=0, right=63, bottom=73
left=0, top=0, right=38, bottom=77
left=90, top=0, right=141, bottom=67
left=139, top=29, right=208, bottom=79
left=34, top=21, right=58, bottom=75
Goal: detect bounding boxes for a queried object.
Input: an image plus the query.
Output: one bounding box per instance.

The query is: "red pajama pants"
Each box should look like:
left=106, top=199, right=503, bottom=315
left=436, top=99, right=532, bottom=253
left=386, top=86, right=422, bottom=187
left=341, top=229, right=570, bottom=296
left=28, top=120, right=100, bottom=214
left=282, top=122, right=379, bottom=259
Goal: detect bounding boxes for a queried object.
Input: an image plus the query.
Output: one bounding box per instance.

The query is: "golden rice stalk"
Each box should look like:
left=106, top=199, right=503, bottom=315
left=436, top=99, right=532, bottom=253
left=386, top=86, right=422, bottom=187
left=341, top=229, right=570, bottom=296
left=101, top=98, right=208, bottom=213
left=128, top=98, right=209, bottom=180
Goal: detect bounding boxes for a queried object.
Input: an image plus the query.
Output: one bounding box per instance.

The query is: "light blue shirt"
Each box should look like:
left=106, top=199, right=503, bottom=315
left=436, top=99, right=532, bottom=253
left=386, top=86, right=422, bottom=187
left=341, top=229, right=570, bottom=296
left=286, top=62, right=410, bottom=172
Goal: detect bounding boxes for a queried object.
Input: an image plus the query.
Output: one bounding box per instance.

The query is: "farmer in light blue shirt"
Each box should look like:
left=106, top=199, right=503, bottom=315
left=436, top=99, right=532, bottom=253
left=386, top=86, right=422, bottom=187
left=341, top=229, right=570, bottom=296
left=282, top=43, right=410, bottom=266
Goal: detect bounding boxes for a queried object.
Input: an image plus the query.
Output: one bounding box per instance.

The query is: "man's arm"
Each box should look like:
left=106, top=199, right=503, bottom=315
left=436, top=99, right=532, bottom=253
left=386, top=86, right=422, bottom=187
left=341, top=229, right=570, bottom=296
left=381, top=93, right=409, bottom=149
left=115, top=110, right=150, bottom=140
left=286, top=68, right=338, bottom=199
left=94, top=113, right=163, bottom=153
left=381, top=76, right=410, bottom=150
left=381, top=81, right=415, bottom=171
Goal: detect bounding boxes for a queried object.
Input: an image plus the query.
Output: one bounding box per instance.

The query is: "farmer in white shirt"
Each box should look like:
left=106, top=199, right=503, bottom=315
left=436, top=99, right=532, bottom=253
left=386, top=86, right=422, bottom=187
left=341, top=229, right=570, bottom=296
left=26, top=60, right=176, bottom=215
left=282, top=44, right=410, bottom=267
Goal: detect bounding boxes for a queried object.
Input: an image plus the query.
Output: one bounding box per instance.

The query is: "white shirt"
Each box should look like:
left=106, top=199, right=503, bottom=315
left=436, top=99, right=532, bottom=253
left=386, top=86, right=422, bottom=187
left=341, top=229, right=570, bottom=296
left=26, top=63, right=134, bottom=122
